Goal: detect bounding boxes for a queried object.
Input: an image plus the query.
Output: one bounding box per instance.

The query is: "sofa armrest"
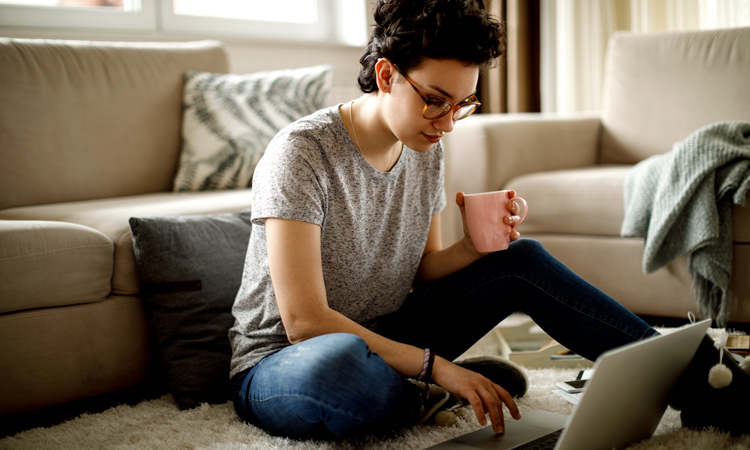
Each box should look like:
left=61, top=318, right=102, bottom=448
left=443, top=112, right=602, bottom=194
left=440, top=112, right=601, bottom=245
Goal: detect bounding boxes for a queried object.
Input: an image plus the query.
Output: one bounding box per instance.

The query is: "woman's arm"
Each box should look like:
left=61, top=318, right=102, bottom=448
left=266, top=217, right=425, bottom=377
left=265, top=217, right=520, bottom=433
left=415, top=190, right=521, bottom=283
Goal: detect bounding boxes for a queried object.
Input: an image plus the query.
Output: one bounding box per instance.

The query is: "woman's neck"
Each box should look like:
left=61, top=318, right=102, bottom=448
left=346, top=96, right=401, bottom=172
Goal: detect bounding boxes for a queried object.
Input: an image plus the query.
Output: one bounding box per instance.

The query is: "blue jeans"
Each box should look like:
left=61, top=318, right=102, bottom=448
left=232, top=239, right=658, bottom=439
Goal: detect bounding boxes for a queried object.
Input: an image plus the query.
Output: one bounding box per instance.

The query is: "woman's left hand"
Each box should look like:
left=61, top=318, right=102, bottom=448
left=456, top=190, right=522, bottom=257
left=431, top=356, right=521, bottom=434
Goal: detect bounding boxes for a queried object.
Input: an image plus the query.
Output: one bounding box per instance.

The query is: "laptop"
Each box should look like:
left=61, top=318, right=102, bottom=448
left=428, top=319, right=711, bottom=450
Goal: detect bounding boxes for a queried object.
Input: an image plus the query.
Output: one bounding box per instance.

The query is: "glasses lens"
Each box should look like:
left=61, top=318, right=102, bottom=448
left=423, top=102, right=452, bottom=119
left=454, top=103, right=478, bottom=120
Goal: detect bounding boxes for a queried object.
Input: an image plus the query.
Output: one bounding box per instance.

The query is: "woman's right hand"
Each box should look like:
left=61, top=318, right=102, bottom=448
left=431, top=355, right=521, bottom=434
left=456, top=191, right=523, bottom=259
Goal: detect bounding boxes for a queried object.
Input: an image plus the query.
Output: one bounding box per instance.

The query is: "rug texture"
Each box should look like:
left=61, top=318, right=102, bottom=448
left=2, top=366, right=749, bottom=450
left=2, top=329, right=749, bottom=450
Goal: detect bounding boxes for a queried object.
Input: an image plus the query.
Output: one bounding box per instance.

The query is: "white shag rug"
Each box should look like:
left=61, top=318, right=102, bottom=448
left=2, top=327, right=749, bottom=450
left=2, top=366, right=748, bottom=450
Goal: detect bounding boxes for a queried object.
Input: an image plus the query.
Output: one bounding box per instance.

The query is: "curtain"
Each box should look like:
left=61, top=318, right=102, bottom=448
left=480, top=0, right=541, bottom=114
left=542, top=0, right=750, bottom=114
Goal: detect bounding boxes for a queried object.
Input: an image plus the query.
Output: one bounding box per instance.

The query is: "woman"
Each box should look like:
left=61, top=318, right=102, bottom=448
left=229, top=0, right=743, bottom=440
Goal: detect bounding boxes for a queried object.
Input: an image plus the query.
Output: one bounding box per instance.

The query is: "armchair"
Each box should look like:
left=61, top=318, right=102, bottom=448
left=441, top=26, right=750, bottom=323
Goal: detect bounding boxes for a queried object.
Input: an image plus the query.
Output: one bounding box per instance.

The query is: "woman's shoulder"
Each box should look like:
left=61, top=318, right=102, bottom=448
left=260, top=106, right=344, bottom=167
left=278, top=105, right=345, bottom=140
left=266, top=106, right=343, bottom=152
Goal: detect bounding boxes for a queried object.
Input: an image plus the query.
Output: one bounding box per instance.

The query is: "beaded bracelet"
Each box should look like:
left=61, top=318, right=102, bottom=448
left=417, top=348, right=431, bottom=381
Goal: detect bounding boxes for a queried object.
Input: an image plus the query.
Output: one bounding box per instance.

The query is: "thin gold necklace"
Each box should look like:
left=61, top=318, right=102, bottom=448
left=349, top=100, right=399, bottom=171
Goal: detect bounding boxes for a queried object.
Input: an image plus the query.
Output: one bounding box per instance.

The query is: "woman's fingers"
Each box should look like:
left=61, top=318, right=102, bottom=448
left=506, top=199, right=520, bottom=215
left=433, top=358, right=520, bottom=434
left=477, top=385, right=506, bottom=434
left=493, top=383, right=521, bottom=420
left=464, top=380, right=512, bottom=434
left=456, top=191, right=466, bottom=207
left=465, top=392, right=488, bottom=427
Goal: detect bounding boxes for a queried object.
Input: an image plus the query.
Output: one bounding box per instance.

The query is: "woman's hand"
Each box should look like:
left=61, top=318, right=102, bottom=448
left=456, top=190, right=523, bottom=258
left=431, top=356, right=521, bottom=434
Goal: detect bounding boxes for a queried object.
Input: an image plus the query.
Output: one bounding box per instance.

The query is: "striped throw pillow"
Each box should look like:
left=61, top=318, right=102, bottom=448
left=173, top=65, right=333, bottom=191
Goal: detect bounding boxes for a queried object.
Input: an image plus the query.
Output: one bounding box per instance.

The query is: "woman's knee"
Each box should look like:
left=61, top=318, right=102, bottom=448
left=293, top=333, right=378, bottom=381
left=303, top=333, right=370, bottom=364
left=482, top=238, right=548, bottom=264
left=508, top=237, right=545, bottom=254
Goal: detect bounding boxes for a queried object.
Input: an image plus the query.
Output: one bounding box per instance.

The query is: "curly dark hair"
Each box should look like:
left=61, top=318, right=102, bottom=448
left=358, top=0, right=506, bottom=93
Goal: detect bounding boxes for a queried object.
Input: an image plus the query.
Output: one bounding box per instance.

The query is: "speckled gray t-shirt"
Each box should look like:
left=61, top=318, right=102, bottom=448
left=228, top=105, right=447, bottom=378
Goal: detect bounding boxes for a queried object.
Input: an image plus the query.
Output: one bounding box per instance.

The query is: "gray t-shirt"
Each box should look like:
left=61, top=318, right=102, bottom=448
left=229, top=105, right=447, bottom=378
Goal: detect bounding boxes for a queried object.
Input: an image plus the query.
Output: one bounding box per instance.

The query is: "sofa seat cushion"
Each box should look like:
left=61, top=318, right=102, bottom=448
left=506, top=165, right=750, bottom=241
left=0, top=190, right=253, bottom=296
left=0, top=295, right=152, bottom=416
left=506, top=165, right=631, bottom=236
left=0, top=220, right=113, bottom=314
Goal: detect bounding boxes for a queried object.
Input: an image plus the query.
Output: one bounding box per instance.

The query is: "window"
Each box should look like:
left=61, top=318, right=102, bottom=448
left=161, top=0, right=330, bottom=42
left=0, top=0, right=157, bottom=30
left=172, top=0, right=317, bottom=24
left=0, top=0, right=367, bottom=45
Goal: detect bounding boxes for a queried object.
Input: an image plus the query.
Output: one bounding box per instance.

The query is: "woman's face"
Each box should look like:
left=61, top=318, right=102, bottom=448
left=382, top=57, right=480, bottom=152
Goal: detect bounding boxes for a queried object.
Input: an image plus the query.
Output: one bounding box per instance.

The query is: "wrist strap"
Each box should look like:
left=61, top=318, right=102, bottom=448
left=424, top=351, right=436, bottom=382
left=417, top=348, right=431, bottom=381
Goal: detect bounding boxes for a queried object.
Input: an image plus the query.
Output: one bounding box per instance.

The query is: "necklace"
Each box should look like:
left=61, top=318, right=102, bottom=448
left=348, top=100, right=399, bottom=171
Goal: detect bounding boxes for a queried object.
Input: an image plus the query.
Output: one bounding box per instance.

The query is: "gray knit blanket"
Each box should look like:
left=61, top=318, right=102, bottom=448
left=621, top=121, right=750, bottom=327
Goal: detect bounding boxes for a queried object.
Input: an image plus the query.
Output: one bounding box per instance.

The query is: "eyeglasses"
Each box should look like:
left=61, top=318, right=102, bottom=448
left=392, top=63, right=481, bottom=121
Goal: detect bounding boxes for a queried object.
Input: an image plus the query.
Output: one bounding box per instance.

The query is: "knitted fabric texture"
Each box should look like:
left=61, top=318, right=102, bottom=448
left=621, top=121, right=750, bottom=327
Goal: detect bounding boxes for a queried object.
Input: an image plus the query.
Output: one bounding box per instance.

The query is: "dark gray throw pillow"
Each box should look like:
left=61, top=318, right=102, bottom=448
left=129, top=212, right=252, bottom=410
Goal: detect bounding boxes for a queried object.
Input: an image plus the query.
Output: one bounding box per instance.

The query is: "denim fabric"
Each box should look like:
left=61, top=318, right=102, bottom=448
left=377, top=239, right=659, bottom=362
left=232, top=239, right=658, bottom=439
left=231, top=333, right=422, bottom=439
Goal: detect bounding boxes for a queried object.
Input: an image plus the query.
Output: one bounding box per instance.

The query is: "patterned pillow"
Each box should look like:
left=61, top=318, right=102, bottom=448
left=173, top=65, right=333, bottom=191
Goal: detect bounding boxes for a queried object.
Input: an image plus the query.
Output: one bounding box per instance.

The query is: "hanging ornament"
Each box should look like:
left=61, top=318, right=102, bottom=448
left=709, top=332, right=733, bottom=389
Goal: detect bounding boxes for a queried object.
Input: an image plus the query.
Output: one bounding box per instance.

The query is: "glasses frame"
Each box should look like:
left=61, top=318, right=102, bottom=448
left=391, top=63, right=481, bottom=121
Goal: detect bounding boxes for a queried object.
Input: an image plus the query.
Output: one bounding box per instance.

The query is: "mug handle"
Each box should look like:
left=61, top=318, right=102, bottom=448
left=510, top=197, right=528, bottom=232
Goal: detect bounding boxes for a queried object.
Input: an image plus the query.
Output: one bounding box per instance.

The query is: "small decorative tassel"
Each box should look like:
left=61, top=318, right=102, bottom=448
left=709, top=332, right=733, bottom=389
left=709, top=363, right=733, bottom=388
left=434, top=410, right=458, bottom=426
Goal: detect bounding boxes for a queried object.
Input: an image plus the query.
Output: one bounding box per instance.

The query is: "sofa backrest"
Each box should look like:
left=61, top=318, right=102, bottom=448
left=600, top=26, right=750, bottom=165
left=0, top=38, right=229, bottom=210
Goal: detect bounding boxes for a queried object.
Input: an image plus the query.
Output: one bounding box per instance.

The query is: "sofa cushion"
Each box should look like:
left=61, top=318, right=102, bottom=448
left=600, top=27, right=750, bottom=164
left=0, top=38, right=229, bottom=211
left=0, top=295, right=151, bottom=416
left=173, top=65, right=333, bottom=191
left=0, top=220, right=113, bottom=314
left=507, top=165, right=750, bottom=241
left=0, top=190, right=253, bottom=296
left=129, top=212, right=252, bottom=410
left=506, top=166, right=631, bottom=237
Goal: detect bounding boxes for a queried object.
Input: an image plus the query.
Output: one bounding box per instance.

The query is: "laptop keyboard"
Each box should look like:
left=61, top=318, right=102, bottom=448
left=514, top=428, right=563, bottom=450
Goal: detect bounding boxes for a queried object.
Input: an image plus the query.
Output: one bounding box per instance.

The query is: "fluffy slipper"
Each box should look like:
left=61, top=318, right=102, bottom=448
left=454, top=355, right=529, bottom=398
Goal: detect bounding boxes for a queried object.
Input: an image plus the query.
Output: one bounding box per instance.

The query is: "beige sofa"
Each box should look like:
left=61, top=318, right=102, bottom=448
left=0, top=38, right=258, bottom=417
left=442, top=26, right=750, bottom=324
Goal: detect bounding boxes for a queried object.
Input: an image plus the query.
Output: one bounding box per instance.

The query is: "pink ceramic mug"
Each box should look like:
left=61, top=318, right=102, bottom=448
left=464, top=190, right=528, bottom=253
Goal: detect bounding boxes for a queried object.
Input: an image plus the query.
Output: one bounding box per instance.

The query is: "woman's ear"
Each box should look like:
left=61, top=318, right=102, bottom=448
left=375, top=58, right=395, bottom=94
